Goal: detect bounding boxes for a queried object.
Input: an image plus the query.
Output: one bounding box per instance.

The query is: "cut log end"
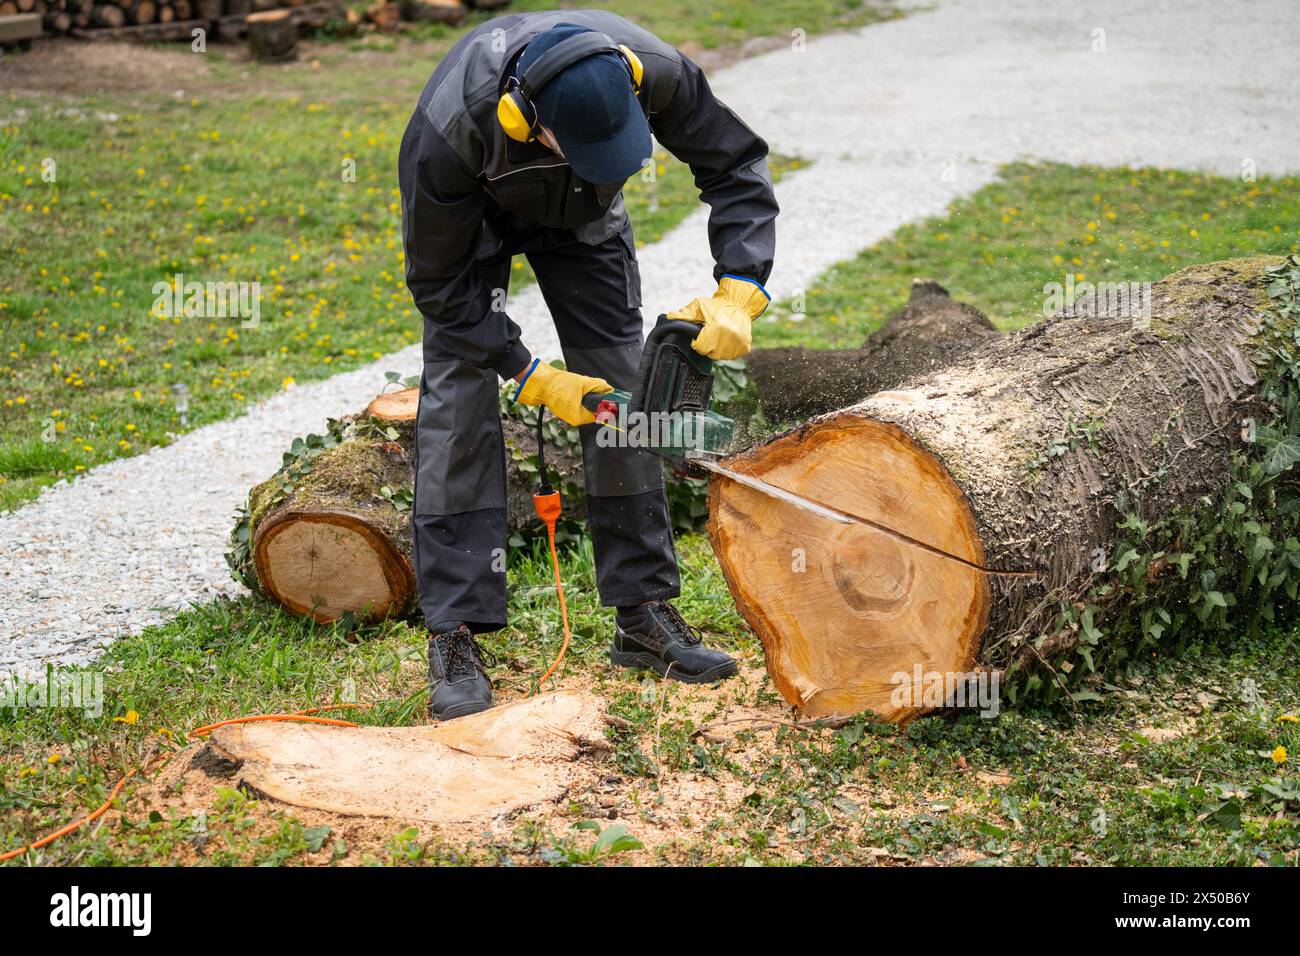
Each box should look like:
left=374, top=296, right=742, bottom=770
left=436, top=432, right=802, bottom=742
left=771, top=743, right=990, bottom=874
left=253, top=510, right=414, bottom=623
left=365, top=386, right=418, bottom=422
left=708, top=417, right=989, bottom=720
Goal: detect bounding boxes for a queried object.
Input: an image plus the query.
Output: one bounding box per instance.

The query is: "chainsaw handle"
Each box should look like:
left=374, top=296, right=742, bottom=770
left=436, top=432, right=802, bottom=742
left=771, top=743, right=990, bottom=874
left=645, top=316, right=704, bottom=353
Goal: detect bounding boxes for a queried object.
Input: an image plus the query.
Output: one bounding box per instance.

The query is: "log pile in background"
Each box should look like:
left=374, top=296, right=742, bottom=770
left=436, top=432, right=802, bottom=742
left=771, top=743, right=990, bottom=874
left=15, top=0, right=510, bottom=40
left=22, top=0, right=199, bottom=34
left=710, top=257, right=1286, bottom=722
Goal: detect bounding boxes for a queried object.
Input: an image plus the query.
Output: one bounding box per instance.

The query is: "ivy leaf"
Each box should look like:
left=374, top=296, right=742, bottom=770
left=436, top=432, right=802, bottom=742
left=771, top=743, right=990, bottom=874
left=1261, top=433, right=1300, bottom=474
left=304, top=825, right=332, bottom=853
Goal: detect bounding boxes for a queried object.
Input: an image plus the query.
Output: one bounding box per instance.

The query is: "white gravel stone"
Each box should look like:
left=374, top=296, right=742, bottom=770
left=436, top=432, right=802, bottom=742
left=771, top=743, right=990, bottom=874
left=2, top=0, right=1298, bottom=676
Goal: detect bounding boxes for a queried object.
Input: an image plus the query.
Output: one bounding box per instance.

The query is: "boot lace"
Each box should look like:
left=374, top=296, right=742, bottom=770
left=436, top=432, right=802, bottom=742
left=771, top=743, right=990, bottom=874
left=656, top=602, right=703, bottom=647
left=437, top=629, right=493, bottom=680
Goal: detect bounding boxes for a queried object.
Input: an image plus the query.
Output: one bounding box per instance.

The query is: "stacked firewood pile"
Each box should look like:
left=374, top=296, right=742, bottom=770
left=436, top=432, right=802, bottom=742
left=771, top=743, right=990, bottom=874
left=0, top=0, right=509, bottom=38
left=358, top=0, right=507, bottom=32
left=8, top=0, right=201, bottom=32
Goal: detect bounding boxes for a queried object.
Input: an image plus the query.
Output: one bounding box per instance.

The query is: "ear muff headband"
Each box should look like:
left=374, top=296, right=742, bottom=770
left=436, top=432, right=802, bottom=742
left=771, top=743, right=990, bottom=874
left=498, top=33, right=645, bottom=143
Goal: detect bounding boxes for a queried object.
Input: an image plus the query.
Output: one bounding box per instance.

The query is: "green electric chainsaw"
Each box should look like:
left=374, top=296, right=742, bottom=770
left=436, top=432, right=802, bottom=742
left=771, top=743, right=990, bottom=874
left=581, top=315, right=736, bottom=474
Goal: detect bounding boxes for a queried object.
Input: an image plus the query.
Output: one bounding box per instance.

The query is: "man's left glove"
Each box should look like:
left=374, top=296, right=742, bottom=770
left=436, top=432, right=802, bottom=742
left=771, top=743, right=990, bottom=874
left=513, top=359, right=613, bottom=427
left=667, top=275, right=771, bottom=360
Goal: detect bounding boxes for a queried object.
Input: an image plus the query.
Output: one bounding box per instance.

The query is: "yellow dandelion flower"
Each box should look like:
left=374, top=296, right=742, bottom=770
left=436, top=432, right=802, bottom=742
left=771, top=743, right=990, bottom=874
left=1272, top=746, right=1288, bottom=765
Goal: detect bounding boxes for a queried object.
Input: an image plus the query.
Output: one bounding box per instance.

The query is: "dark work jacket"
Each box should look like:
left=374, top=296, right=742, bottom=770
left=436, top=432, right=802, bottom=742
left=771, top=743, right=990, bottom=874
left=398, top=9, right=780, bottom=379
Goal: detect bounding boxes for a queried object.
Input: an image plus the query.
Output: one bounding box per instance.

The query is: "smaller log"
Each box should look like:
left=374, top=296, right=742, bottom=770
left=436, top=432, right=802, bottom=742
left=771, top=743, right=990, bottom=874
left=193, top=0, right=219, bottom=18
left=157, top=2, right=173, bottom=21
left=172, top=0, right=189, bottom=16
left=15, top=0, right=35, bottom=13
left=90, top=3, right=126, bottom=27
left=365, top=0, right=399, bottom=31
left=366, top=387, right=418, bottom=423
left=247, top=8, right=296, bottom=61
left=0, top=1, right=21, bottom=15
left=401, top=0, right=465, bottom=24
left=126, top=0, right=155, bottom=22
left=44, top=8, right=72, bottom=28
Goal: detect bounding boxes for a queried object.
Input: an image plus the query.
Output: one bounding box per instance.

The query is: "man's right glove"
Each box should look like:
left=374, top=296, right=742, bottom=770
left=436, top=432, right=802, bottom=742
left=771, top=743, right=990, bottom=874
left=666, top=275, right=771, bottom=360
left=513, top=359, right=613, bottom=427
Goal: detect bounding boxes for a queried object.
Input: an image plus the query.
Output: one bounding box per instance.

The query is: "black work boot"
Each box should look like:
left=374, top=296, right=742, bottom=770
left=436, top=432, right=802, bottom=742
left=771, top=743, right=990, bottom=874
left=610, top=601, right=738, bottom=683
left=427, top=624, right=493, bottom=720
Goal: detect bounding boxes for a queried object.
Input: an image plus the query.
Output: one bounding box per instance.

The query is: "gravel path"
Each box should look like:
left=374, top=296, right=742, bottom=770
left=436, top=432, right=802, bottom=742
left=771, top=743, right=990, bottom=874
left=4, top=0, right=1299, bottom=674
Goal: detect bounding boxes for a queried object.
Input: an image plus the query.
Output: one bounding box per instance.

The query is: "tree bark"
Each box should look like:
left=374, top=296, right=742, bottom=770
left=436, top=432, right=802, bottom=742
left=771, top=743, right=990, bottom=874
left=247, top=8, right=296, bottom=61
left=709, top=257, right=1280, bottom=720
left=747, top=279, right=1001, bottom=424
left=401, top=0, right=465, bottom=24
left=240, top=387, right=585, bottom=623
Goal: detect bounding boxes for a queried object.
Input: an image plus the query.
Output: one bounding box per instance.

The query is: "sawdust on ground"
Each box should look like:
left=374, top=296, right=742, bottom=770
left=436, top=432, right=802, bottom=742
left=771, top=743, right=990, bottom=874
left=130, top=662, right=827, bottom=865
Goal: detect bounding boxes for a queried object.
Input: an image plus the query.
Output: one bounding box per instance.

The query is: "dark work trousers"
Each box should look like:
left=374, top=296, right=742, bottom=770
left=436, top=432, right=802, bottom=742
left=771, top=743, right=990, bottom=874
left=412, top=219, right=681, bottom=635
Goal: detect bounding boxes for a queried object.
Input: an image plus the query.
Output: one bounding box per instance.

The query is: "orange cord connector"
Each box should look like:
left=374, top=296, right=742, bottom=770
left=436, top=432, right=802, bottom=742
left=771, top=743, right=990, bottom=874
left=0, top=703, right=370, bottom=863
left=3, top=414, right=587, bottom=863
left=532, top=489, right=571, bottom=691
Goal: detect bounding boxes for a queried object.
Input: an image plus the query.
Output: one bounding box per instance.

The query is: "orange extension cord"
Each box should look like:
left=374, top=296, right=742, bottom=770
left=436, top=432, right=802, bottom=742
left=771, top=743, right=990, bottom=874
left=531, top=489, right=572, bottom=691
left=2, top=499, right=578, bottom=863
left=0, top=704, right=370, bottom=863
left=3, top=429, right=580, bottom=863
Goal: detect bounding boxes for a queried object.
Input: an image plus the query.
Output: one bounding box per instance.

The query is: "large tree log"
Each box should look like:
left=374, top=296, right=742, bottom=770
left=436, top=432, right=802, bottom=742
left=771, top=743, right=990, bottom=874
left=710, top=257, right=1284, bottom=721
left=235, top=387, right=585, bottom=623
left=747, top=279, right=1001, bottom=424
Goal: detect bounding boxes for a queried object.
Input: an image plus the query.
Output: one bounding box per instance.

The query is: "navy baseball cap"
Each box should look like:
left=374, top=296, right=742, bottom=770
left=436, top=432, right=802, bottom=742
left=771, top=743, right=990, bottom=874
left=517, top=24, right=652, bottom=185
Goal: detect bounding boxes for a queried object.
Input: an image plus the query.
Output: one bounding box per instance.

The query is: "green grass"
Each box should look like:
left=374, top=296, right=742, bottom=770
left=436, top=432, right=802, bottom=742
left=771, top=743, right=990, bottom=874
left=0, top=0, right=855, bottom=512
left=3, top=533, right=1297, bottom=866
left=758, top=162, right=1300, bottom=349
left=503, top=0, right=898, bottom=51
left=0, top=101, right=797, bottom=513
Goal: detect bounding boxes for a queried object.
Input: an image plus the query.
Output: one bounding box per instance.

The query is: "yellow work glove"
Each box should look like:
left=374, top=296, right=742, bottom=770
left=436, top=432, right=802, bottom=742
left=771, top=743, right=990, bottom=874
left=513, top=359, right=613, bottom=427
left=667, top=275, right=771, bottom=360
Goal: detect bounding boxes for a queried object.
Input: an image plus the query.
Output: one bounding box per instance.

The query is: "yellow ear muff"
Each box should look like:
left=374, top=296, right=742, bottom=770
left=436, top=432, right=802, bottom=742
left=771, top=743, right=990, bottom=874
left=497, top=92, right=534, bottom=142
left=618, top=44, right=644, bottom=93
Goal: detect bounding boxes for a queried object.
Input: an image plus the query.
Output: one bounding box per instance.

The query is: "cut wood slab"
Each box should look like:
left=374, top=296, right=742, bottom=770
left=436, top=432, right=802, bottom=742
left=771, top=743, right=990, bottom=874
left=192, top=692, right=607, bottom=823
